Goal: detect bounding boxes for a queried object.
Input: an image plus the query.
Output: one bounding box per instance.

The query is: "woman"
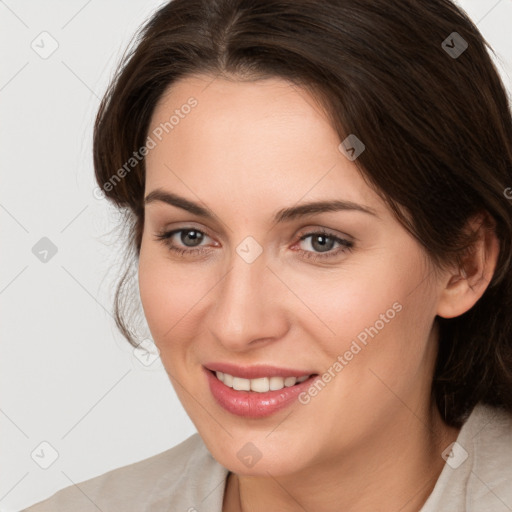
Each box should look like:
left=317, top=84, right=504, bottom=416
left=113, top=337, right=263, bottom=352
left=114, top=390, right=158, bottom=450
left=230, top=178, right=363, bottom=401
left=24, top=0, right=512, bottom=510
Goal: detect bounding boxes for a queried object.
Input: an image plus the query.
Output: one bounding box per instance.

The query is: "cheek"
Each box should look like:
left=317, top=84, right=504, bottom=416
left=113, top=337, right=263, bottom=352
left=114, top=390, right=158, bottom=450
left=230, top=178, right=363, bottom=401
left=138, top=242, right=200, bottom=343
left=287, top=264, right=407, bottom=347
left=331, top=279, right=436, bottom=409
left=138, top=240, right=226, bottom=371
left=302, top=249, right=435, bottom=374
left=138, top=231, right=435, bottom=371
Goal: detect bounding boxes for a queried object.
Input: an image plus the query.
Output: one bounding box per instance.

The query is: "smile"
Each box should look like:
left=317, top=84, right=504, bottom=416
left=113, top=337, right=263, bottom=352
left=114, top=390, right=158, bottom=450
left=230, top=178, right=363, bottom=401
left=214, top=371, right=311, bottom=392
left=204, top=366, right=320, bottom=418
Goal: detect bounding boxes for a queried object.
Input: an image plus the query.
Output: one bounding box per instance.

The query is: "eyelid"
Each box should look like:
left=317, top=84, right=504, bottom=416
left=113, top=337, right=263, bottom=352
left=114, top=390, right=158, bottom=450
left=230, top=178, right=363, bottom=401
left=157, top=226, right=349, bottom=245
left=154, top=224, right=356, bottom=262
left=156, top=226, right=216, bottom=247
left=157, top=222, right=216, bottom=240
left=293, top=229, right=354, bottom=258
left=296, top=225, right=354, bottom=242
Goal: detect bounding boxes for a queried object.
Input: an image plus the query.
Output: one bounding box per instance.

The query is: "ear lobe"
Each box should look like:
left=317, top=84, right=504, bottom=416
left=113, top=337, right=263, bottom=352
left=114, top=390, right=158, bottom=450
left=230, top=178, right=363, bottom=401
left=436, top=213, right=500, bottom=319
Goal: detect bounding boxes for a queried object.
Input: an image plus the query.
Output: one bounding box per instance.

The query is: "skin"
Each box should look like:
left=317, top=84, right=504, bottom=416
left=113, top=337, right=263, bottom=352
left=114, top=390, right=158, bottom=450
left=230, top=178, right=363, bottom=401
left=138, top=74, right=499, bottom=512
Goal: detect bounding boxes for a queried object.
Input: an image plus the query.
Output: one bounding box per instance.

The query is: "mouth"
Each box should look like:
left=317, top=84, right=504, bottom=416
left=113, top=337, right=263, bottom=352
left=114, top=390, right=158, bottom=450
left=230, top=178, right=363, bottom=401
left=208, top=369, right=315, bottom=392
left=203, top=365, right=319, bottom=418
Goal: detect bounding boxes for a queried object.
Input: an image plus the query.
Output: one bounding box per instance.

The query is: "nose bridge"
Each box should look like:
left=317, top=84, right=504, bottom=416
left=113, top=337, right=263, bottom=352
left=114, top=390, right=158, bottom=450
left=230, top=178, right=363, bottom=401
left=208, top=246, right=287, bottom=349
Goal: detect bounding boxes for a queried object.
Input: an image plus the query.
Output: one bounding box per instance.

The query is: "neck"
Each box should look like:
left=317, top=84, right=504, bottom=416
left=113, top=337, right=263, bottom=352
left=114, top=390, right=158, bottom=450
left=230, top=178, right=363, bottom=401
left=224, top=402, right=460, bottom=512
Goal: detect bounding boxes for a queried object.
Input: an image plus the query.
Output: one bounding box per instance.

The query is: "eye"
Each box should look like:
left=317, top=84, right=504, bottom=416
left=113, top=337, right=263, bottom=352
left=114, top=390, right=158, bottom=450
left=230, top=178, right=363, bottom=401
left=295, top=230, right=354, bottom=261
left=155, top=228, right=214, bottom=257
left=154, top=227, right=354, bottom=261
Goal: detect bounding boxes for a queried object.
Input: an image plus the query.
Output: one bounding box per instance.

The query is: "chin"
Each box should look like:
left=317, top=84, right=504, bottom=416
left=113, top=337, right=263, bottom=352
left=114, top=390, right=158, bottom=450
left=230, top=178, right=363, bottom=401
left=200, top=429, right=316, bottom=477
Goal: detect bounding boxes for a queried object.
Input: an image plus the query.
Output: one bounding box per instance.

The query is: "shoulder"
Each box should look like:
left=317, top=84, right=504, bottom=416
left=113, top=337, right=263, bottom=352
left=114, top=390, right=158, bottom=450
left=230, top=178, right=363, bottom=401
left=467, top=403, right=512, bottom=506
left=421, top=403, right=512, bottom=512
left=22, top=432, right=229, bottom=512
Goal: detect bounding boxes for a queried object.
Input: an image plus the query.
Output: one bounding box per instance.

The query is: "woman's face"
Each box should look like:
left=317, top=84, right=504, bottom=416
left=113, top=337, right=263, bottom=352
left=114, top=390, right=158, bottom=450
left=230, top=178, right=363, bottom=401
left=139, top=74, right=446, bottom=476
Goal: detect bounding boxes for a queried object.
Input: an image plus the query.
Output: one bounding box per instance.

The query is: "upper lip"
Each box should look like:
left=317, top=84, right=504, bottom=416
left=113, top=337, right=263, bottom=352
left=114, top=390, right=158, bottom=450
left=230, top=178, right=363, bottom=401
left=204, top=362, right=316, bottom=379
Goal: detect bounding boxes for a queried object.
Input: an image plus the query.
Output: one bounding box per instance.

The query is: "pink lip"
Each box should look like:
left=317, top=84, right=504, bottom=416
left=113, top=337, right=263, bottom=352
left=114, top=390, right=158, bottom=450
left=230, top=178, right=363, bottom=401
left=203, top=366, right=319, bottom=418
left=204, top=362, right=314, bottom=379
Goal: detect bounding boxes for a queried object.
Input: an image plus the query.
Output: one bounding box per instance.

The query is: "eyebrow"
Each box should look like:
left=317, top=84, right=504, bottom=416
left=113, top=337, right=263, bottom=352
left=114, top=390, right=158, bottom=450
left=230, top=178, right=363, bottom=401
left=144, top=189, right=378, bottom=223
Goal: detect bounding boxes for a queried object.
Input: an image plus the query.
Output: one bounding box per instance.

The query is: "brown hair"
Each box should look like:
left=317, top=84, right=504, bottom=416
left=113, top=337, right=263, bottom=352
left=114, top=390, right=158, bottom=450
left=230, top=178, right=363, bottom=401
left=93, top=0, right=512, bottom=426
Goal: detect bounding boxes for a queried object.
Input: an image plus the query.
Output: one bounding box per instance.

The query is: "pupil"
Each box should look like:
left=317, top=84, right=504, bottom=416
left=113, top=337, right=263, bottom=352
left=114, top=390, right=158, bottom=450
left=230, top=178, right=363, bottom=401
left=182, top=230, right=203, bottom=246
left=312, top=235, right=333, bottom=253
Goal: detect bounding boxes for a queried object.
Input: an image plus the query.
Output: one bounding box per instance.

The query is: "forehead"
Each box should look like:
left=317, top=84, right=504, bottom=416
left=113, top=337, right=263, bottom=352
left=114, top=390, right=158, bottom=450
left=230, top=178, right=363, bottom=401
left=145, top=74, right=384, bottom=217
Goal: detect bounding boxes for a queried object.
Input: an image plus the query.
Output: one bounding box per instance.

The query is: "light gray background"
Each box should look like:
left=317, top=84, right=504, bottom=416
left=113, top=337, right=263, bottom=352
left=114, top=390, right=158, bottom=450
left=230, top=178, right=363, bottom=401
left=1, top=1, right=511, bottom=511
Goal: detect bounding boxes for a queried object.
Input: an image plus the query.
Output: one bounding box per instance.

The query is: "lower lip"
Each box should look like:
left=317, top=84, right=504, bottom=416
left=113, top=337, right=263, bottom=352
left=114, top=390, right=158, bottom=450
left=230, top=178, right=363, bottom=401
left=204, top=367, right=319, bottom=418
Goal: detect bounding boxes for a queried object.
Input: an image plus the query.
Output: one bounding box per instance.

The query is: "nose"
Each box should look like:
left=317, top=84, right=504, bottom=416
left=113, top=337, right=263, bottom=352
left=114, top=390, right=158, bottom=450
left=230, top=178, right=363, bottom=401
left=207, top=249, right=289, bottom=352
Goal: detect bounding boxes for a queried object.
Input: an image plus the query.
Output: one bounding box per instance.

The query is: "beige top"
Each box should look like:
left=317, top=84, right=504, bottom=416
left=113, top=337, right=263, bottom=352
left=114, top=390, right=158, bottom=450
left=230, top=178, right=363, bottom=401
left=23, top=403, right=512, bottom=512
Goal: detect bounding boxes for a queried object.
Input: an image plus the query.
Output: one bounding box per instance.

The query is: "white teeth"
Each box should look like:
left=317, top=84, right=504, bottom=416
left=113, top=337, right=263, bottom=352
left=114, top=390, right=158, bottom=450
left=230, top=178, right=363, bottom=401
left=215, top=371, right=311, bottom=392
left=223, top=373, right=234, bottom=387
left=232, top=377, right=251, bottom=391
left=269, top=376, right=285, bottom=390
left=251, top=377, right=269, bottom=393
left=284, top=376, right=297, bottom=387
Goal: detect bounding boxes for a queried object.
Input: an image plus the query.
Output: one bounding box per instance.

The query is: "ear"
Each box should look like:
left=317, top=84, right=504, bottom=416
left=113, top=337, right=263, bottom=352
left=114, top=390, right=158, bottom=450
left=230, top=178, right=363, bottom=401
left=436, top=212, right=500, bottom=319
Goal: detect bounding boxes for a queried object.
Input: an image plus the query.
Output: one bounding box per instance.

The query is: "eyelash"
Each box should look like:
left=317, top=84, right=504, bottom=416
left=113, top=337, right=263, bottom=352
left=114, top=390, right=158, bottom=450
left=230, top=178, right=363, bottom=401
left=154, top=228, right=354, bottom=262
